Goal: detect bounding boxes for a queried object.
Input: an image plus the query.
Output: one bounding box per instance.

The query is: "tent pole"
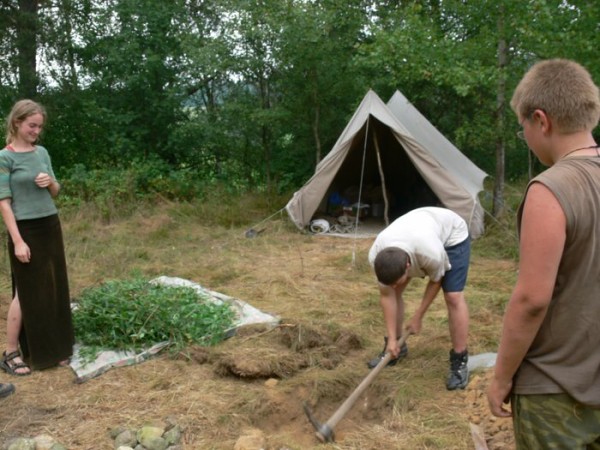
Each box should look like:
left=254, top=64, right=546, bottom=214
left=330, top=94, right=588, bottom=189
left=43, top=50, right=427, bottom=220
left=373, top=129, right=390, bottom=226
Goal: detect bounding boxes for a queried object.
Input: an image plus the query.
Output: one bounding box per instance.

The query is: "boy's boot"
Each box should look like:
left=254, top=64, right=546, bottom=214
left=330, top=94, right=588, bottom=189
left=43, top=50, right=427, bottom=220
left=446, top=348, right=469, bottom=390
left=367, top=336, right=408, bottom=369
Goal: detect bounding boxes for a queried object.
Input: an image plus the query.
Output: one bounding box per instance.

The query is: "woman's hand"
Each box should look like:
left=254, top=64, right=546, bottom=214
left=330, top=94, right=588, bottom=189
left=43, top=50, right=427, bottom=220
left=35, top=172, right=53, bottom=189
left=14, top=241, right=31, bottom=263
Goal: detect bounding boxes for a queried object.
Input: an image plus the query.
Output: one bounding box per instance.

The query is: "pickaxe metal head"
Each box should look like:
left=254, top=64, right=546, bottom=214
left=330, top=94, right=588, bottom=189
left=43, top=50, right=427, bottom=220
left=303, top=401, right=335, bottom=443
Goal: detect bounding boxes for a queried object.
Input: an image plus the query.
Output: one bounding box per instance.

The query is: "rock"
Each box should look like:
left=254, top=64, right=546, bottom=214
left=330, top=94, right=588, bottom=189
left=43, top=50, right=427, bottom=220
left=164, top=416, right=178, bottom=431
left=116, top=447, right=134, bottom=450
left=137, top=426, right=164, bottom=444
left=50, top=445, right=68, bottom=450
left=234, top=428, right=266, bottom=450
left=114, top=430, right=138, bottom=449
left=33, top=434, right=56, bottom=450
left=163, top=426, right=182, bottom=446
left=110, top=426, right=129, bottom=439
left=264, top=378, right=278, bottom=388
left=142, top=437, right=167, bottom=450
left=7, top=438, right=36, bottom=450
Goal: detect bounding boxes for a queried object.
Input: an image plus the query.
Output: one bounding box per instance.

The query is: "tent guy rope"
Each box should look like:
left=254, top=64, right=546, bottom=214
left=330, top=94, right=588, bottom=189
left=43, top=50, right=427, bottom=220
left=351, top=116, right=370, bottom=267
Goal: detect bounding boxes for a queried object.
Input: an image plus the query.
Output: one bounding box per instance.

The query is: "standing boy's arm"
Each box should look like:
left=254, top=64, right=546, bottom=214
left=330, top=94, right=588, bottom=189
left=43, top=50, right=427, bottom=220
left=487, top=183, right=565, bottom=417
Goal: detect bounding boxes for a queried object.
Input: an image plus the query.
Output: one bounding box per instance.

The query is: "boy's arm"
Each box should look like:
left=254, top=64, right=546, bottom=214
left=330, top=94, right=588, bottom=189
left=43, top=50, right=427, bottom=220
left=406, top=280, right=442, bottom=334
left=487, top=182, right=565, bottom=417
left=405, top=243, right=445, bottom=334
left=379, top=284, right=399, bottom=353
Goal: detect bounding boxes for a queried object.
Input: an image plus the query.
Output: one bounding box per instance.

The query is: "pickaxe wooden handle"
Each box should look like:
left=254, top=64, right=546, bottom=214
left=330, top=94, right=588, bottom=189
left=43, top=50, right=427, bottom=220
left=304, top=331, right=412, bottom=442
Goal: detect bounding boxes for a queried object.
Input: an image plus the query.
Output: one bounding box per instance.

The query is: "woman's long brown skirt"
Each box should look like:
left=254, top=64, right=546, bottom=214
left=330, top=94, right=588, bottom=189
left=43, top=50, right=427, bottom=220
left=8, top=214, right=74, bottom=370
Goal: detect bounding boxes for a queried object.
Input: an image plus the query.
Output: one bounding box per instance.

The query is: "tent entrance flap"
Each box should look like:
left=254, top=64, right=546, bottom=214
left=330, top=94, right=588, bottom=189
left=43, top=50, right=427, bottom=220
left=320, top=118, right=440, bottom=222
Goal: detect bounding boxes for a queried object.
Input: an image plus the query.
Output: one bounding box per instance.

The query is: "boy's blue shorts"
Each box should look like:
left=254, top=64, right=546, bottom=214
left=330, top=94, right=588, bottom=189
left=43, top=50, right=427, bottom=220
left=442, top=237, right=471, bottom=292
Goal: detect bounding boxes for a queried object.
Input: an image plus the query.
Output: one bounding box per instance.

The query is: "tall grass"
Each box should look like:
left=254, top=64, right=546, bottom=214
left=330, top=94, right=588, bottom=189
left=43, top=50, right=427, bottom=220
left=473, top=177, right=528, bottom=260
left=58, top=160, right=292, bottom=227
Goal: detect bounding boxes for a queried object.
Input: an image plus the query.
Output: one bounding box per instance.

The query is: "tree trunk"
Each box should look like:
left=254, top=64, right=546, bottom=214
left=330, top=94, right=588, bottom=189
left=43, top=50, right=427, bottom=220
left=260, top=77, right=272, bottom=188
left=309, top=71, right=322, bottom=167
left=312, top=101, right=322, bottom=167
left=60, top=0, right=80, bottom=89
left=17, top=0, right=38, bottom=98
left=493, top=7, right=507, bottom=218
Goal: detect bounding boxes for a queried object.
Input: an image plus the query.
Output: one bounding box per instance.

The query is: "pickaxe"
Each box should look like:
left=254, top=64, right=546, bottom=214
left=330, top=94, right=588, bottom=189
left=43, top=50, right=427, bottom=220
left=303, top=331, right=412, bottom=443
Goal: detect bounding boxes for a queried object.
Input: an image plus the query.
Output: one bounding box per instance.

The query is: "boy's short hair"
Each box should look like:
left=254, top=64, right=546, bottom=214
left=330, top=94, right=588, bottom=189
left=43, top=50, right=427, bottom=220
left=510, top=59, right=600, bottom=133
left=373, top=247, right=409, bottom=285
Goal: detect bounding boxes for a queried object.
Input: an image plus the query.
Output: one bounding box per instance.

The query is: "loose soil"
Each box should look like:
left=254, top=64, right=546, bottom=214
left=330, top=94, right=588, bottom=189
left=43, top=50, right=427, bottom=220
left=0, top=210, right=517, bottom=449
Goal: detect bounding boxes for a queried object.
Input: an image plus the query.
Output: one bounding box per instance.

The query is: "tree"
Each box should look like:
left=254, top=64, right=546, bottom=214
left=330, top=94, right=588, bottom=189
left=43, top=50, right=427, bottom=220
left=53, top=0, right=187, bottom=165
left=16, top=0, right=39, bottom=98
left=0, top=0, right=40, bottom=99
left=356, top=0, right=600, bottom=218
left=276, top=0, right=370, bottom=170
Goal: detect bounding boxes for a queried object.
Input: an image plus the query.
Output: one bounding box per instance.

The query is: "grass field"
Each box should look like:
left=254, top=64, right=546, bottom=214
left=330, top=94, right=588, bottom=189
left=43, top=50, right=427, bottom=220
left=0, top=190, right=523, bottom=449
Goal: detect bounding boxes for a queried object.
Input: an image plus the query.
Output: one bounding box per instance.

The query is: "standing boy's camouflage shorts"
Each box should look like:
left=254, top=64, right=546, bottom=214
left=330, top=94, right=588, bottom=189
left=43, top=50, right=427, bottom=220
left=512, top=393, right=600, bottom=449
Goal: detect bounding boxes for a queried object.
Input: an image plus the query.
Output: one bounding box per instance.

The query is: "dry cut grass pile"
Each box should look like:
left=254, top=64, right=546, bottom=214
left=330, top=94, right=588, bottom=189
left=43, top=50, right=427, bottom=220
left=0, top=201, right=518, bottom=449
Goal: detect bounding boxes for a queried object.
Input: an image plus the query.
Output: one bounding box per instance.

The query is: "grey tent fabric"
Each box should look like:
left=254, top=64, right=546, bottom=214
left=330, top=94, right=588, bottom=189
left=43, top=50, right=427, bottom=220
left=285, top=90, right=488, bottom=238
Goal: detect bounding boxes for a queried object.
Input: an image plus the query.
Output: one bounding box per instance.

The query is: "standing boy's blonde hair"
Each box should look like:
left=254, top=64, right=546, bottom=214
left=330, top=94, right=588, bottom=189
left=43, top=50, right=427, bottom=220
left=510, top=59, right=600, bottom=133
left=5, top=99, right=47, bottom=145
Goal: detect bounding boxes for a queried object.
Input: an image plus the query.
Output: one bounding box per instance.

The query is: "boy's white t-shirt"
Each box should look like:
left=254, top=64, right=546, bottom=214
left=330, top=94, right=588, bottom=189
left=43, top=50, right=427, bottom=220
left=368, top=207, right=469, bottom=282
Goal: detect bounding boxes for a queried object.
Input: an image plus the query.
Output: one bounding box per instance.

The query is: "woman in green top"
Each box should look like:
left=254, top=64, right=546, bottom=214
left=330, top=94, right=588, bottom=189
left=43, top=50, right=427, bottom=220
left=0, top=100, right=74, bottom=375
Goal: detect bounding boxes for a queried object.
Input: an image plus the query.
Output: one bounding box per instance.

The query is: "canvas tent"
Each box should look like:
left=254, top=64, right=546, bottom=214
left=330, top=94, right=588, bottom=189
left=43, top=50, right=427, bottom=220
left=285, top=90, right=488, bottom=238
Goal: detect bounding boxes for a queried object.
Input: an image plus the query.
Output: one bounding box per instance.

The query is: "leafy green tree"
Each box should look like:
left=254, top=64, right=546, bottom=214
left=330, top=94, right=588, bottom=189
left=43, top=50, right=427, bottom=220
left=78, top=0, right=186, bottom=164
left=275, top=0, right=370, bottom=183
left=174, top=1, right=235, bottom=177
left=0, top=0, right=40, bottom=99
left=357, top=0, right=600, bottom=217
left=218, top=0, right=287, bottom=188
left=16, top=0, right=39, bottom=98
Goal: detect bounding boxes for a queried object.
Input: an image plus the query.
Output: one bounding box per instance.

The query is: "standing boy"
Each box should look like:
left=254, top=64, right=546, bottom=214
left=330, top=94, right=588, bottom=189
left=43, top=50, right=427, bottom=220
left=368, top=206, right=471, bottom=390
left=487, top=59, right=600, bottom=448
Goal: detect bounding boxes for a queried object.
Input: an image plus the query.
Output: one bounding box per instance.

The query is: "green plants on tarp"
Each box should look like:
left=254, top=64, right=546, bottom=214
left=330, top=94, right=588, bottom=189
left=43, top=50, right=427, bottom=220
left=73, top=277, right=236, bottom=358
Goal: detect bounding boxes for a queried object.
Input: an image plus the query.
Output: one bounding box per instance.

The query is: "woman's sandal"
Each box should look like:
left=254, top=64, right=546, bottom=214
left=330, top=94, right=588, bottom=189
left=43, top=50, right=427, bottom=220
left=1, top=350, right=31, bottom=376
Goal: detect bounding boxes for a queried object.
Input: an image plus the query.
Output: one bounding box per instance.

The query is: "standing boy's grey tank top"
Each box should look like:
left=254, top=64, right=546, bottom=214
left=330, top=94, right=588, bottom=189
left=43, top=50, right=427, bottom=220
left=513, top=156, right=600, bottom=407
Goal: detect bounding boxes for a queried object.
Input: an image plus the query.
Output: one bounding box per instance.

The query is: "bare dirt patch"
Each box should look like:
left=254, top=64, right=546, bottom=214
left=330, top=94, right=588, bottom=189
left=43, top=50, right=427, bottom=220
left=211, top=323, right=362, bottom=379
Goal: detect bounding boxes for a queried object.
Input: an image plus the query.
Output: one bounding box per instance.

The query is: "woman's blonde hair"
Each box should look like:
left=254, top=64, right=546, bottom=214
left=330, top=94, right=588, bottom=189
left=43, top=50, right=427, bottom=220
left=511, top=59, right=600, bottom=134
left=5, top=99, right=47, bottom=145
